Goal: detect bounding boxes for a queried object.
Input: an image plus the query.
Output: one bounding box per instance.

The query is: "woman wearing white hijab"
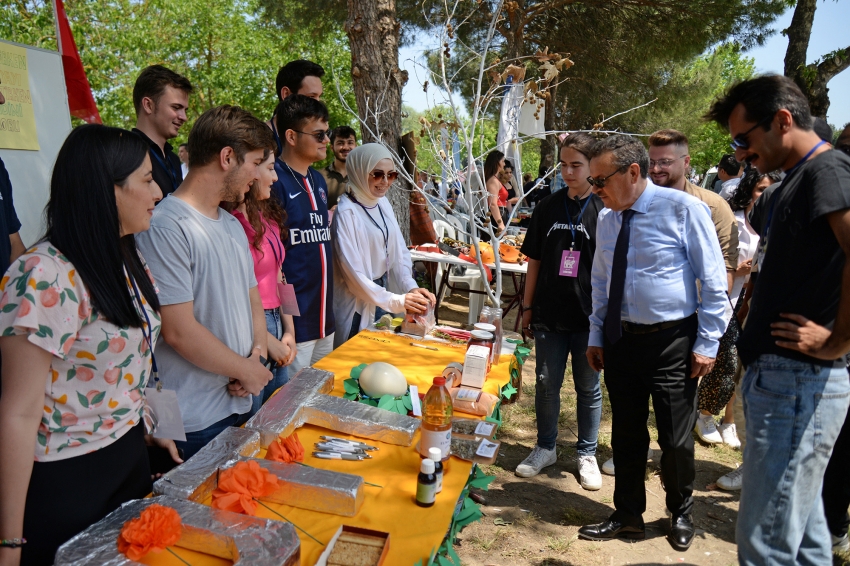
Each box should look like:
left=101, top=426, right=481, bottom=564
left=332, top=143, right=435, bottom=347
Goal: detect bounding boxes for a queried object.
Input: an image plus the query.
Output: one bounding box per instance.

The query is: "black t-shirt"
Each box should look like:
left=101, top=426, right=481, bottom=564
left=747, top=181, right=780, bottom=236
left=132, top=128, right=184, bottom=199
left=0, top=158, right=22, bottom=277
left=520, top=189, right=603, bottom=333
left=739, top=150, right=850, bottom=366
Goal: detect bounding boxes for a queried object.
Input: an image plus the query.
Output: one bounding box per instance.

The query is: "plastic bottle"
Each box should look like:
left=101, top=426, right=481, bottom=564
left=419, top=376, right=453, bottom=459
left=479, top=299, right=503, bottom=365
left=415, top=458, right=437, bottom=507
left=428, top=447, right=444, bottom=493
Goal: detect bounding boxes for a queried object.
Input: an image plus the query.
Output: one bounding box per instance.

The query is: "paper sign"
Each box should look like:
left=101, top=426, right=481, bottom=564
left=0, top=43, right=39, bottom=150
left=474, top=421, right=496, bottom=437
left=277, top=283, right=300, bottom=316
left=559, top=250, right=580, bottom=277
left=145, top=387, right=186, bottom=441
left=476, top=439, right=499, bottom=458
left=456, top=387, right=482, bottom=402
left=410, top=385, right=422, bottom=417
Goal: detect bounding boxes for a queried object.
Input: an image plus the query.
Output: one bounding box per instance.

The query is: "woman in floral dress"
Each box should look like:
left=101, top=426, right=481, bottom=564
left=0, top=125, right=179, bottom=566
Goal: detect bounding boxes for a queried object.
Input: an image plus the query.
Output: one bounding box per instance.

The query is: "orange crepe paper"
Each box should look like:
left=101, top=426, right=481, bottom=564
left=117, top=504, right=183, bottom=561
left=211, top=460, right=279, bottom=515
left=265, top=432, right=305, bottom=463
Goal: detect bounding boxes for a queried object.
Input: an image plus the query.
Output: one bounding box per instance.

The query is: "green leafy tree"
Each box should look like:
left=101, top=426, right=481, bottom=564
left=1, top=0, right=356, bottom=141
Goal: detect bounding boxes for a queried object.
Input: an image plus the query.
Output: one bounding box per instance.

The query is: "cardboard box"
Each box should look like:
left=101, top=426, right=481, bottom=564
left=461, top=345, right=489, bottom=388
left=316, top=525, right=390, bottom=566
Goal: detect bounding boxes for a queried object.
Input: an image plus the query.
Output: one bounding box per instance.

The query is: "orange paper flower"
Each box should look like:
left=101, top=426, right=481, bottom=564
left=117, top=504, right=183, bottom=561
left=265, top=432, right=305, bottom=463
left=211, top=460, right=279, bottom=515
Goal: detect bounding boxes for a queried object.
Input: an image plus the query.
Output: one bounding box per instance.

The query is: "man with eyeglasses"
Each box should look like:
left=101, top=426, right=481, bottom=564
left=272, top=95, right=335, bottom=373
left=578, top=135, right=727, bottom=552
left=648, top=130, right=740, bottom=447
left=705, top=74, right=850, bottom=566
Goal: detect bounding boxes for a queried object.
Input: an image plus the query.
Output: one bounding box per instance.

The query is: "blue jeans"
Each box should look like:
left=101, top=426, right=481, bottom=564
left=175, top=412, right=251, bottom=461
left=534, top=331, right=601, bottom=455
left=251, top=309, right=290, bottom=415
left=737, top=354, right=850, bottom=566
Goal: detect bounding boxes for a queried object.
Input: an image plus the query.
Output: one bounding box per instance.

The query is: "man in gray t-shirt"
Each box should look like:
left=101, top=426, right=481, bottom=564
left=136, top=105, right=275, bottom=460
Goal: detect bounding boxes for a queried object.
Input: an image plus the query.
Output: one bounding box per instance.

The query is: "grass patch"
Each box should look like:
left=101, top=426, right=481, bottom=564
left=546, top=535, right=575, bottom=553
left=516, top=510, right=540, bottom=527
left=468, top=530, right=503, bottom=552
left=562, top=507, right=593, bottom=526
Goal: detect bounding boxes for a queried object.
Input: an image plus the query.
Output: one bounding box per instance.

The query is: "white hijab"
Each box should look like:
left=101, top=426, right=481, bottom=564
left=346, top=143, right=395, bottom=207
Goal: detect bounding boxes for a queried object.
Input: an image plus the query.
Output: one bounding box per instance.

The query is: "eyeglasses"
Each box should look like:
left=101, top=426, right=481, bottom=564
left=586, top=169, right=622, bottom=188
left=369, top=170, right=399, bottom=182
left=730, top=115, right=773, bottom=151
left=649, top=155, right=688, bottom=169
left=294, top=129, right=329, bottom=143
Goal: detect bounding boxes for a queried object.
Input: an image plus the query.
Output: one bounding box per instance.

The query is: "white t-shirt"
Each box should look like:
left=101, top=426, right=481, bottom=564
left=719, top=177, right=741, bottom=200
left=730, top=209, right=760, bottom=303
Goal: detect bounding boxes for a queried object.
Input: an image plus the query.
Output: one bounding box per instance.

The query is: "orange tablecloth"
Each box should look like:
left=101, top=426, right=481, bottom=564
left=156, top=330, right=511, bottom=565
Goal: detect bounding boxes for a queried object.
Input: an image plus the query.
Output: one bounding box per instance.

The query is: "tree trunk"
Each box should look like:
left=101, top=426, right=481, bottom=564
left=783, top=0, right=815, bottom=79
left=345, top=0, right=411, bottom=241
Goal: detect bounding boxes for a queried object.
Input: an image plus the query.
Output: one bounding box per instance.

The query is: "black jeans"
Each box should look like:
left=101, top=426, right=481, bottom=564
left=22, top=424, right=151, bottom=565
left=823, top=405, right=850, bottom=538
left=603, top=314, right=698, bottom=527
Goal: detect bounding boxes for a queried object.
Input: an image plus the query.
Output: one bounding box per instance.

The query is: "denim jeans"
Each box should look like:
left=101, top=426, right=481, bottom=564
left=737, top=354, right=850, bottom=566
left=534, top=330, right=601, bottom=455
left=175, top=411, right=251, bottom=461
left=251, top=308, right=290, bottom=415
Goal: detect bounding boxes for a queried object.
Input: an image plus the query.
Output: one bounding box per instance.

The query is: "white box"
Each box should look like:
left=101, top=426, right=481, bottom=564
left=461, top=345, right=490, bottom=388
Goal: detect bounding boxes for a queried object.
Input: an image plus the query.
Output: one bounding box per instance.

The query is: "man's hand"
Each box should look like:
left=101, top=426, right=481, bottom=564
left=690, top=353, right=715, bottom=378
left=771, top=313, right=844, bottom=360
left=586, top=346, right=604, bottom=372
left=267, top=335, right=290, bottom=368
left=404, top=289, right=434, bottom=313
left=229, top=353, right=272, bottom=396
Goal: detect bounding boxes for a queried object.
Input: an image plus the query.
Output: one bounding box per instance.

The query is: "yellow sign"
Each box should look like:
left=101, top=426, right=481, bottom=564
left=0, top=43, right=39, bottom=151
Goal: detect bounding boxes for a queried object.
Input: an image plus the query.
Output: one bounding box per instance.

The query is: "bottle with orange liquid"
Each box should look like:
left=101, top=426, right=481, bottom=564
left=418, top=376, right=453, bottom=460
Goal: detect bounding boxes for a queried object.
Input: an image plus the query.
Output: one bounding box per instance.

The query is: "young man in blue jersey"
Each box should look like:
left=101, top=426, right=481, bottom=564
left=273, top=95, right=335, bottom=373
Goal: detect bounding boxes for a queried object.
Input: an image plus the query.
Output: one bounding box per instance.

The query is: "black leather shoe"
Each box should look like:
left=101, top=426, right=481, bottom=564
left=578, top=519, right=645, bottom=541
left=668, top=514, right=695, bottom=551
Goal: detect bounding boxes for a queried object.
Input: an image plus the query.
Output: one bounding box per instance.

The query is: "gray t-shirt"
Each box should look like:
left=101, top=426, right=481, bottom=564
left=136, top=196, right=258, bottom=433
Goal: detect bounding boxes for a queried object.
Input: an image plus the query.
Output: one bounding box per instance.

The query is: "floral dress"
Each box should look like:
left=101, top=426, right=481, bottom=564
left=0, top=242, right=161, bottom=461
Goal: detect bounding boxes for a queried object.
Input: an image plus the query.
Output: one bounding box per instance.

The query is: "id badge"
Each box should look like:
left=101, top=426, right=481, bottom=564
left=559, top=250, right=580, bottom=277
left=277, top=283, right=301, bottom=316
left=144, top=387, right=187, bottom=441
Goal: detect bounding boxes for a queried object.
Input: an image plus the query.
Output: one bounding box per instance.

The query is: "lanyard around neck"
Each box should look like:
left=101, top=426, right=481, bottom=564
left=128, top=272, right=159, bottom=390
left=348, top=192, right=390, bottom=265
left=565, top=191, right=593, bottom=250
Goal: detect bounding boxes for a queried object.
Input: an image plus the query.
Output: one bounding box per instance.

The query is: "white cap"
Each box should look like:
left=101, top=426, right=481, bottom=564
left=474, top=322, right=497, bottom=333
left=421, top=458, right=435, bottom=474
left=428, top=447, right=442, bottom=461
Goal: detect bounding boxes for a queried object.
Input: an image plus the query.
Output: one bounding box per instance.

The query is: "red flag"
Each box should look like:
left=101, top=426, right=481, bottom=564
left=53, top=0, right=101, bottom=124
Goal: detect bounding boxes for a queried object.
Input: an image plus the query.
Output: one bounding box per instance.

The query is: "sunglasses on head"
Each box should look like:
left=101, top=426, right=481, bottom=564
left=586, top=168, right=622, bottom=188
left=730, top=115, right=773, bottom=151
left=369, top=170, right=399, bottom=182
left=294, top=129, right=329, bottom=143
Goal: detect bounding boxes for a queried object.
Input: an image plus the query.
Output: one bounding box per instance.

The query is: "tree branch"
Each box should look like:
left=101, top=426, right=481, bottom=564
left=815, top=46, right=850, bottom=84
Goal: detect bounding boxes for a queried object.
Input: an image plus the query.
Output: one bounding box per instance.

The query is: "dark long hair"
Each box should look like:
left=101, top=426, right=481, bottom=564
left=484, top=150, right=504, bottom=182
left=45, top=125, right=159, bottom=328
left=726, top=169, right=782, bottom=212
left=220, top=182, right=288, bottom=252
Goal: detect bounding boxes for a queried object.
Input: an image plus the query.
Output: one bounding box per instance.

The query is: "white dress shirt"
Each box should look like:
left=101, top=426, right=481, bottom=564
left=718, top=177, right=741, bottom=200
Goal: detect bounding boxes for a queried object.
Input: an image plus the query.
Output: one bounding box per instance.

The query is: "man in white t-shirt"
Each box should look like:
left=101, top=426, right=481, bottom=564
left=716, top=154, right=743, bottom=199
left=136, top=105, right=275, bottom=460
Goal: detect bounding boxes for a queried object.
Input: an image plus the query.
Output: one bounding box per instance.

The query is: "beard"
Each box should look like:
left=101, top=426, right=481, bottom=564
left=221, top=167, right=247, bottom=203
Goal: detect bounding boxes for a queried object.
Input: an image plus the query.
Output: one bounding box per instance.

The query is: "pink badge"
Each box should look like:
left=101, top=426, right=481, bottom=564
left=559, top=250, right=580, bottom=277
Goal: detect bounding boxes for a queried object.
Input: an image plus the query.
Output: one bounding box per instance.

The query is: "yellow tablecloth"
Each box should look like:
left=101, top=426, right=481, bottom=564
left=156, top=330, right=511, bottom=565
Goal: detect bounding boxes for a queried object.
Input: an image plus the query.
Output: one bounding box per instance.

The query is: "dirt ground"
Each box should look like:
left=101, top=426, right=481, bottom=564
left=432, top=277, right=850, bottom=566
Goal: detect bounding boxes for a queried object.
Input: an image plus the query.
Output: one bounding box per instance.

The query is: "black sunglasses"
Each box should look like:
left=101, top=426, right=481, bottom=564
left=294, top=129, right=329, bottom=143
left=586, top=169, right=622, bottom=188
left=730, top=115, right=773, bottom=151
left=369, top=170, right=399, bottom=182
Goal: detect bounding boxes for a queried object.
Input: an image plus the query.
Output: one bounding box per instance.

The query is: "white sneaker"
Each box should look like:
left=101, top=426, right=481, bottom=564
left=717, top=465, right=744, bottom=491
left=833, top=532, right=850, bottom=553
left=695, top=413, right=723, bottom=444
left=515, top=445, right=557, bottom=478
left=578, top=455, right=602, bottom=490
left=717, top=421, right=741, bottom=449
left=601, top=448, right=654, bottom=476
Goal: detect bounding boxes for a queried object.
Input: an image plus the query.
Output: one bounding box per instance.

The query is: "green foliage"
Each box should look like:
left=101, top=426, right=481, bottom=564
left=0, top=0, right=356, bottom=140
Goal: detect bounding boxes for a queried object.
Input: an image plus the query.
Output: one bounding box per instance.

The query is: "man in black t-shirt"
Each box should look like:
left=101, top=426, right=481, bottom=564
left=515, top=133, right=605, bottom=492
left=132, top=65, right=193, bottom=199
left=706, top=74, right=850, bottom=564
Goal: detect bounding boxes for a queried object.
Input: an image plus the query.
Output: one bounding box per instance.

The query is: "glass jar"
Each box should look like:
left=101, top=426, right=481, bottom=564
left=468, top=329, right=495, bottom=373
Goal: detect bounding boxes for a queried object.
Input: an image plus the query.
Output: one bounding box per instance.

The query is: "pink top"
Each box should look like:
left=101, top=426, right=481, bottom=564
left=232, top=210, right=284, bottom=309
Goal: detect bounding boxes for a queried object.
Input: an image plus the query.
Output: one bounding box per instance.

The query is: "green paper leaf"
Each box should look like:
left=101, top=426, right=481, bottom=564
left=343, top=392, right=358, bottom=401
left=506, top=338, right=523, bottom=344
left=377, top=395, right=396, bottom=411
left=350, top=363, right=367, bottom=380
left=395, top=399, right=407, bottom=414
left=469, top=474, right=496, bottom=490
left=343, top=378, right=360, bottom=395
left=403, top=394, right=413, bottom=410
left=501, top=383, right=518, bottom=399
left=365, top=399, right=378, bottom=407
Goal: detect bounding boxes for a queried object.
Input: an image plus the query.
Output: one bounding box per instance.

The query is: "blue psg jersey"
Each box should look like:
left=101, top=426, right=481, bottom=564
left=272, top=159, right=334, bottom=342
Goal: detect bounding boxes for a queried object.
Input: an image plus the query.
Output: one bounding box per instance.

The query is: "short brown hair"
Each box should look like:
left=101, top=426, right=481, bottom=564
left=187, top=105, right=276, bottom=168
left=648, top=129, right=689, bottom=149
left=132, top=65, right=193, bottom=114
left=560, top=132, right=597, bottom=159
left=704, top=74, right=813, bottom=132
